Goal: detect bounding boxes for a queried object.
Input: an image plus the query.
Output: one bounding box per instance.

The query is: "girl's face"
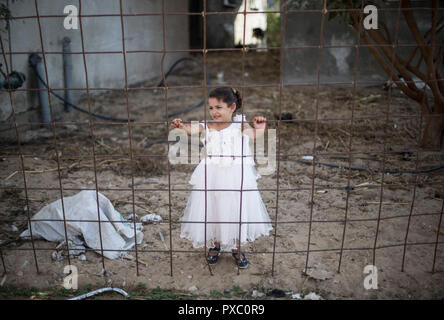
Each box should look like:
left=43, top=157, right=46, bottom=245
left=208, top=97, right=236, bottom=122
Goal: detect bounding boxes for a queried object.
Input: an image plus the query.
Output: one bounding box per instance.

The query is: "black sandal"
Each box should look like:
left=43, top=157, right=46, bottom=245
left=232, top=252, right=248, bottom=269
left=206, top=247, right=221, bottom=265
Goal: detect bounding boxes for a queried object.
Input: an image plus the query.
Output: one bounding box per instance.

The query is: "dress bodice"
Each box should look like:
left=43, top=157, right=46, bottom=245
left=199, top=114, right=254, bottom=166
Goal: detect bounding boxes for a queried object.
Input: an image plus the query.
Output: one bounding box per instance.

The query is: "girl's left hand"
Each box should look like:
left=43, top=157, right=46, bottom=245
left=253, top=116, right=266, bottom=130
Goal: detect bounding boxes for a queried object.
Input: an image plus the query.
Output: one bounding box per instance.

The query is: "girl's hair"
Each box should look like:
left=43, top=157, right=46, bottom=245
left=209, top=87, right=242, bottom=112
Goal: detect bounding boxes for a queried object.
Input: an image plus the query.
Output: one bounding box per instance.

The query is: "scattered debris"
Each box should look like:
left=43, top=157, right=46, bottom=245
left=302, top=156, right=313, bottom=160
left=433, top=226, right=444, bottom=236
left=252, top=290, right=265, bottom=298
left=20, top=190, right=144, bottom=259
left=402, top=152, right=412, bottom=161
left=291, top=293, right=302, bottom=300
left=79, top=254, right=87, bottom=261
left=11, top=225, right=18, bottom=232
left=125, top=214, right=138, bottom=221
left=141, top=213, right=163, bottom=224
left=0, top=275, right=6, bottom=287
left=188, top=285, right=198, bottom=292
left=51, top=251, right=64, bottom=262
left=56, top=239, right=86, bottom=257
left=21, top=260, right=29, bottom=269
left=275, top=112, right=293, bottom=121
left=303, top=292, right=323, bottom=300
left=266, top=288, right=286, bottom=298
left=159, top=231, right=168, bottom=251
left=217, top=72, right=226, bottom=84
left=303, top=265, right=334, bottom=281
left=122, top=254, right=149, bottom=267
left=359, top=94, right=381, bottom=104
left=68, top=287, right=130, bottom=300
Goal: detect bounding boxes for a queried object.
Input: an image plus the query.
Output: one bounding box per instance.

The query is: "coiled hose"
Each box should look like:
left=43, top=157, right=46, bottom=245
left=29, top=55, right=210, bottom=122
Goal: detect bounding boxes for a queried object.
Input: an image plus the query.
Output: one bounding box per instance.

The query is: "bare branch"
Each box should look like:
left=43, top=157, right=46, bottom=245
left=400, top=0, right=431, bottom=62
left=379, top=21, right=392, bottom=45
left=353, top=26, right=422, bottom=105
left=366, top=28, right=424, bottom=99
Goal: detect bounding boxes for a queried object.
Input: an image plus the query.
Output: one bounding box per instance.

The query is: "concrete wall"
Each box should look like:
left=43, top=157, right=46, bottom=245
left=0, top=0, right=189, bottom=123
left=206, top=0, right=243, bottom=48
left=283, top=0, right=443, bottom=85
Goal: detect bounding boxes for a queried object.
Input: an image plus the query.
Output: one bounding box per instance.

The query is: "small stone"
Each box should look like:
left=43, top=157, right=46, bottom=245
left=252, top=290, right=265, bottom=298
left=17, top=271, right=23, bottom=277
left=79, top=254, right=86, bottom=261
left=64, top=124, right=78, bottom=131
left=187, top=275, right=192, bottom=279
left=51, top=251, right=63, bottom=262
left=21, top=260, right=29, bottom=269
left=188, top=285, right=198, bottom=292
left=292, top=293, right=302, bottom=300
left=304, top=292, right=322, bottom=300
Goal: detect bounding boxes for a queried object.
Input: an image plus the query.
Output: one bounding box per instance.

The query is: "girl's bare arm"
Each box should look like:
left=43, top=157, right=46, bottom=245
left=171, top=118, right=203, bottom=135
left=242, top=116, right=266, bottom=140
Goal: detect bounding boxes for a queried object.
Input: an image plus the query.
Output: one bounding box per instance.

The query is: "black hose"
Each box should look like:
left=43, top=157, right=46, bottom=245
left=156, top=57, right=211, bottom=118
left=30, top=60, right=135, bottom=122
left=29, top=56, right=210, bottom=122
left=141, top=140, right=444, bottom=175
left=281, top=158, right=444, bottom=175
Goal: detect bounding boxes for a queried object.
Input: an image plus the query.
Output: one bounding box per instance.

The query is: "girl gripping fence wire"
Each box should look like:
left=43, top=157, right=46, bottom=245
left=170, top=87, right=272, bottom=269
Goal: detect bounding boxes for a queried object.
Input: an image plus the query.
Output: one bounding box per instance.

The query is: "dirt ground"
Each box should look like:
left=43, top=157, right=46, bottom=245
left=0, top=51, right=443, bottom=300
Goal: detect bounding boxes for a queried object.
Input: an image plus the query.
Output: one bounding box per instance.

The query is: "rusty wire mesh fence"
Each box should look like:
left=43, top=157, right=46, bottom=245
left=0, top=0, right=443, bottom=287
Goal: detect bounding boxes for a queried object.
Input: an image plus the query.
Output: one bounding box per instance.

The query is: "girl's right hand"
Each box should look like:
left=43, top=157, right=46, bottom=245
left=171, top=118, right=184, bottom=129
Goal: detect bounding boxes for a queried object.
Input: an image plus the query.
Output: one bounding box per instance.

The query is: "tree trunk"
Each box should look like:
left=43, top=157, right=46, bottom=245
left=420, top=113, right=444, bottom=148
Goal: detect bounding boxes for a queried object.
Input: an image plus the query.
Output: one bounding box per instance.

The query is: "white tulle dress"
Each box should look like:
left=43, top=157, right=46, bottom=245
left=180, top=114, right=273, bottom=251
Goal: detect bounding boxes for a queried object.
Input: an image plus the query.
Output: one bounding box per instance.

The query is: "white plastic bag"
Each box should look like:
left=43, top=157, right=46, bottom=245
left=20, top=190, right=143, bottom=259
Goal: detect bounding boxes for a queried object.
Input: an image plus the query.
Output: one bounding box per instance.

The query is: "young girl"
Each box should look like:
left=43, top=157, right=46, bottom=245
left=170, top=87, right=272, bottom=269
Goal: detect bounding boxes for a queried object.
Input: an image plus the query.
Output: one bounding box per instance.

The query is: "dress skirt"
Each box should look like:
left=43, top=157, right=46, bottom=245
left=180, top=161, right=273, bottom=251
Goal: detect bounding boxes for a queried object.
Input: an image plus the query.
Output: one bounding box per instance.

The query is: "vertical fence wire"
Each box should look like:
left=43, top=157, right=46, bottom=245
left=202, top=0, right=214, bottom=277
left=270, top=0, right=287, bottom=277
left=401, top=98, right=423, bottom=272
left=337, top=0, right=365, bottom=273
left=118, top=0, right=140, bottom=276
left=304, top=0, right=328, bottom=275
left=33, top=0, right=73, bottom=269
left=432, top=198, right=444, bottom=273
left=159, top=0, right=174, bottom=277
left=429, top=0, right=443, bottom=276
left=236, top=0, right=248, bottom=276
left=0, top=31, right=39, bottom=274
left=372, top=1, right=403, bottom=267
left=77, top=0, right=106, bottom=270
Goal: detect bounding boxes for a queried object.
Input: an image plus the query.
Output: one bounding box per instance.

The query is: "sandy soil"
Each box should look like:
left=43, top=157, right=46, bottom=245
left=0, top=51, right=443, bottom=299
